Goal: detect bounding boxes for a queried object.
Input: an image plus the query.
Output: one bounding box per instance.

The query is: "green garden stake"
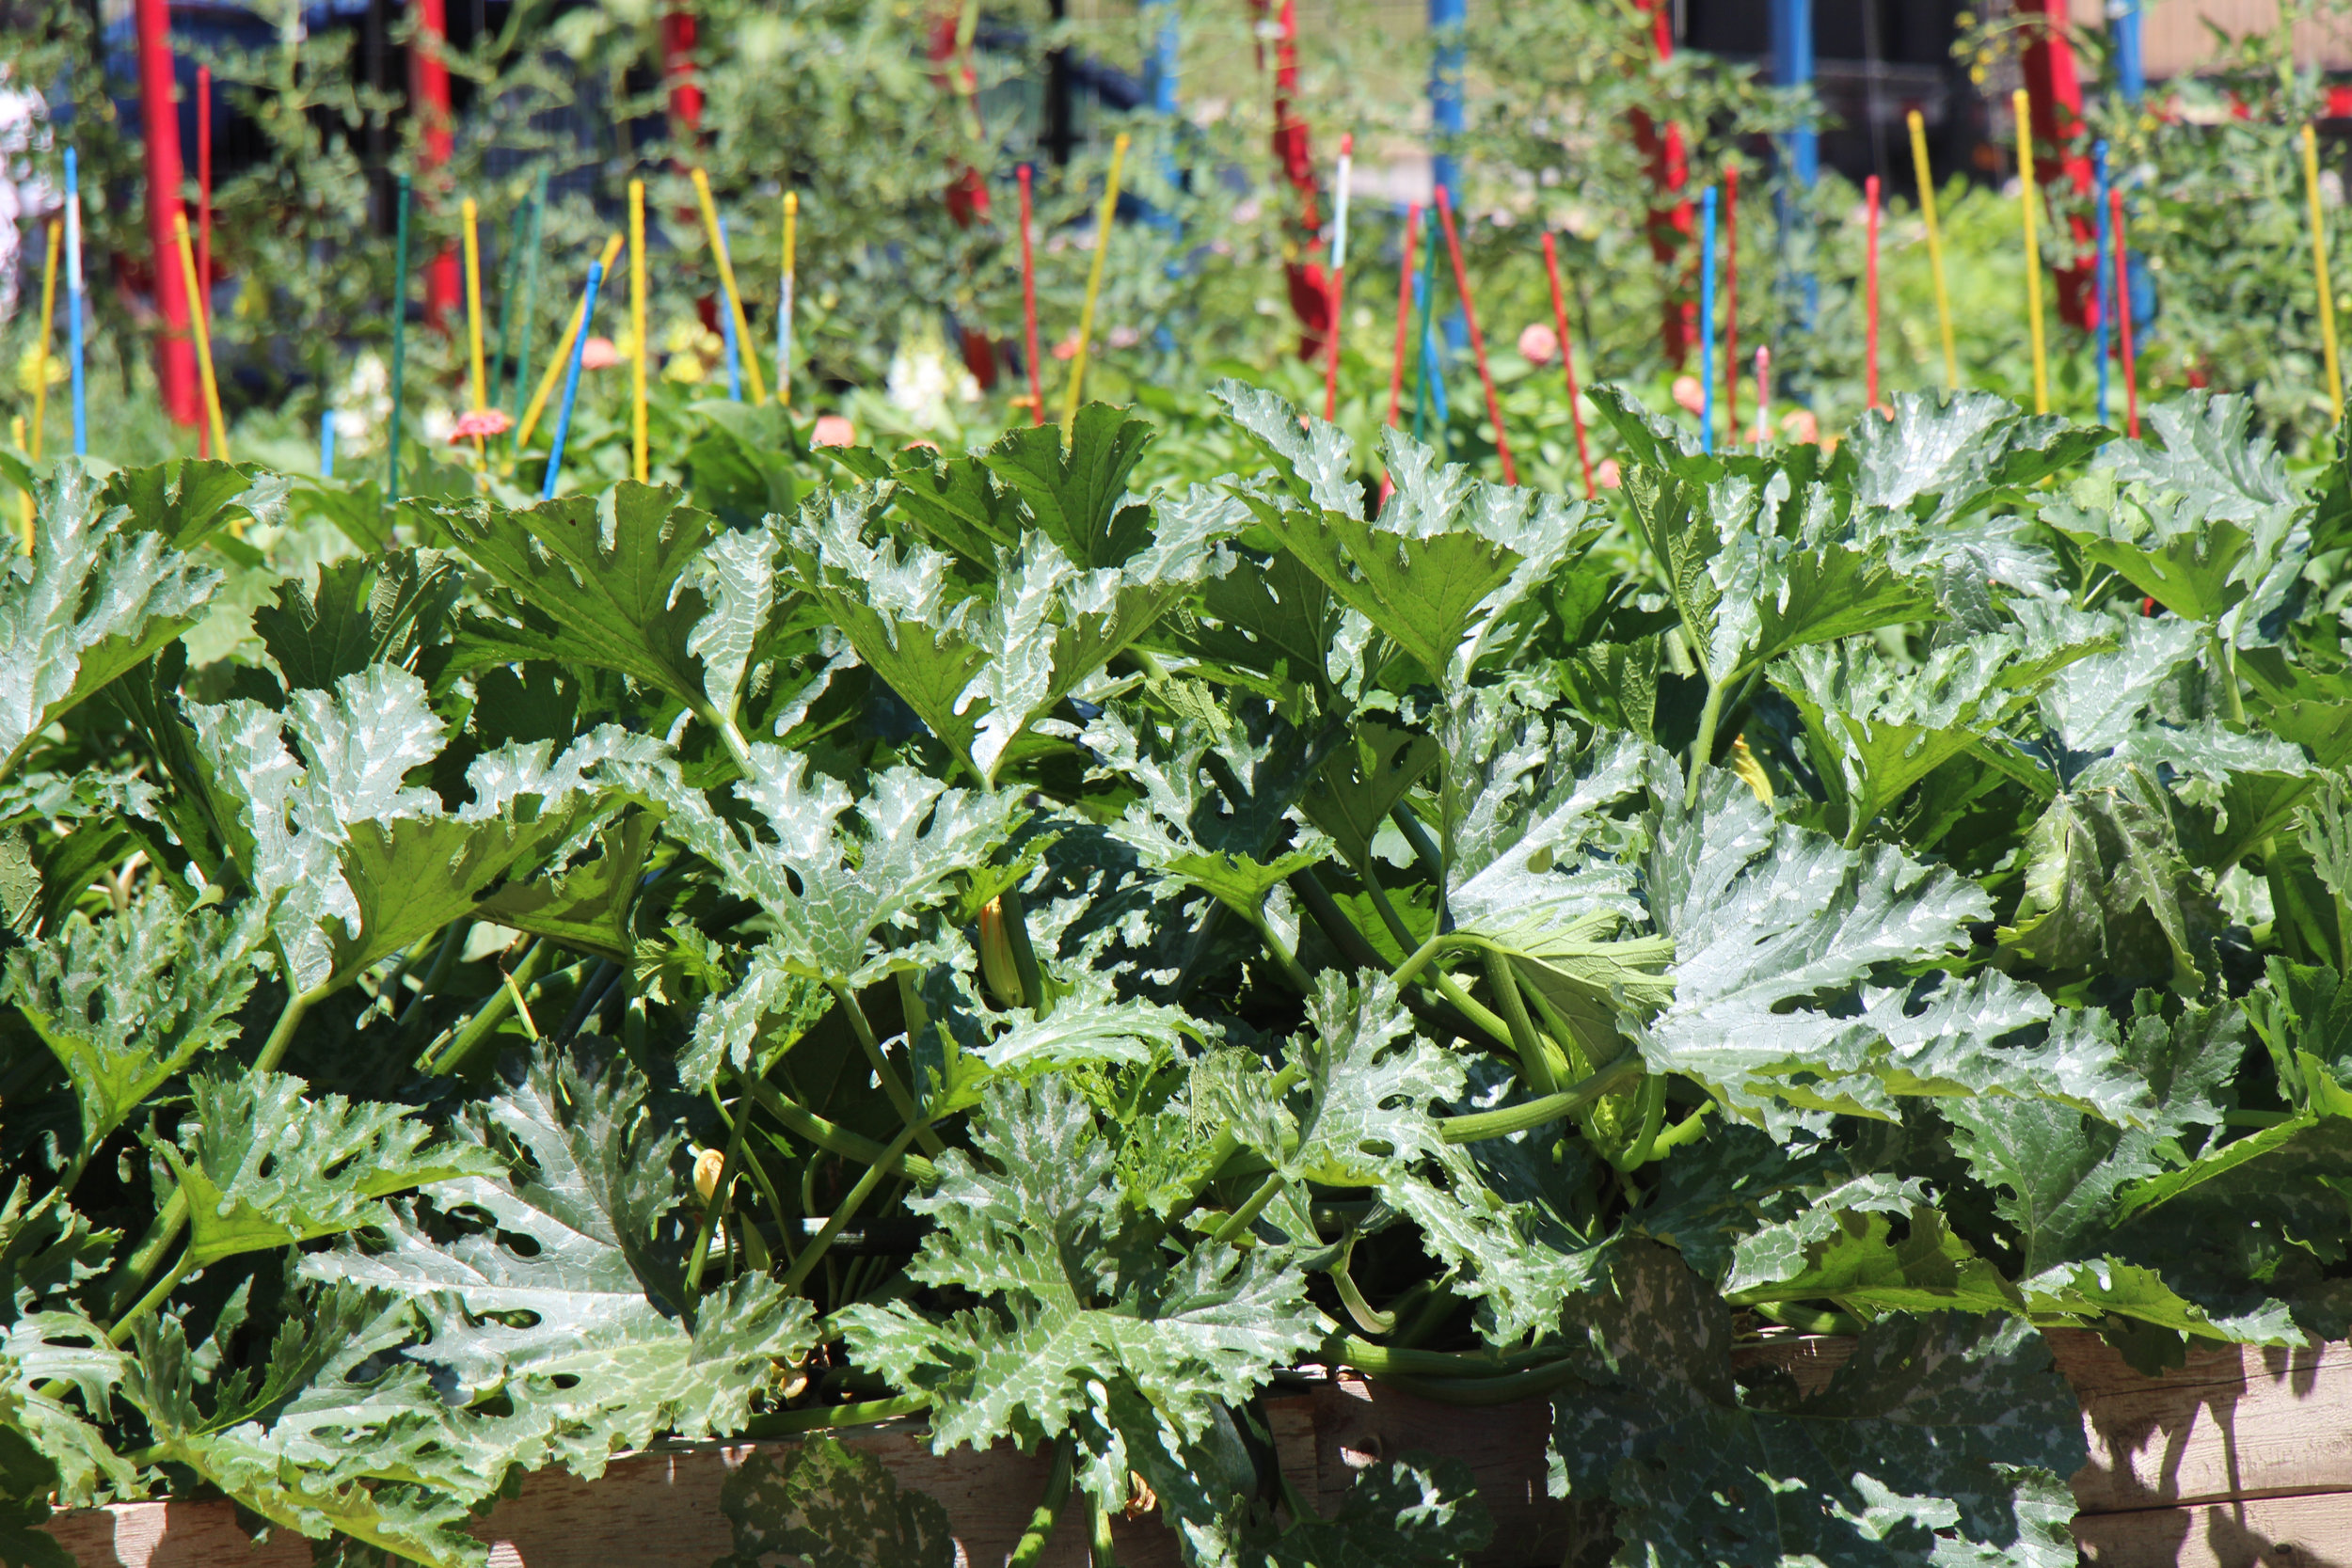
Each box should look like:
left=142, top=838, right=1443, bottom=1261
left=1411, top=203, right=1442, bottom=447
left=510, top=167, right=548, bottom=429
left=491, top=196, right=529, bottom=423
left=389, top=172, right=411, bottom=503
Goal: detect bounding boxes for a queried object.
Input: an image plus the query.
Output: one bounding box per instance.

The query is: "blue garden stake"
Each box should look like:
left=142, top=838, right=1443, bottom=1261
left=543, top=261, right=603, bottom=500
left=2093, top=141, right=2114, bottom=428
left=718, top=215, right=743, bottom=402
left=321, top=410, right=336, bottom=478
left=65, top=147, right=87, bottom=457
left=1700, top=186, right=1719, bottom=454
left=1429, top=0, right=1466, bottom=348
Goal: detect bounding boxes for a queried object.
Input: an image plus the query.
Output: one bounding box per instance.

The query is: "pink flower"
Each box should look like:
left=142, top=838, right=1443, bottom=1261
left=580, top=337, right=623, bottom=370
left=811, top=414, right=856, bottom=448
left=1672, top=374, right=1705, bottom=415
left=448, top=407, right=513, bottom=441
left=1596, top=458, right=1622, bottom=489
left=1052, top=333, right=1083, bottom=361
left=1107, top=325, right=1140, bottom=350
left=1780, top=408, right=1820, bottom=445
left=1518, top=323, right=1559, bottom=366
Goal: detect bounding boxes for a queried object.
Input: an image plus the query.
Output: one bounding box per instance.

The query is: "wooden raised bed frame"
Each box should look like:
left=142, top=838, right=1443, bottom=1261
left=41, top=1331, right=2352, bottom=1568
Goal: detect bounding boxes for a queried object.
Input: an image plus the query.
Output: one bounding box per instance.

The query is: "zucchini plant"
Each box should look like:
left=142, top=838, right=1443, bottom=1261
left=2, top=384, right=2348, bottom=1568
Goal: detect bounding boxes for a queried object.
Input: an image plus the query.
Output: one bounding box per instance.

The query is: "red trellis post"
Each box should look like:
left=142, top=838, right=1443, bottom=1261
left=133, top=0, right=199, bottom=426
left=2018, top=0, right=2097, bottom=329
left=927, top=3, right=998, bottom=387
left=1254, top=0, right=1328, bottom=361
left=663, top=11, right=702, bottom=134
left=410, top=0, right=458, bottom=329
left=1629, top=0, right=1695, bottom=362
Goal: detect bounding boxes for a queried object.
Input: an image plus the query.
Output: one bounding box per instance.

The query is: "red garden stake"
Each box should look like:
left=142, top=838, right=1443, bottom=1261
left=1434, top=186, right=1516, bottom=485
left=1018, top=164, right=1043, bottom=427
left=1251, top=0, right=1328, bottom=360
left=197, top=64, right=213, bottom=457
left=1864, top=173, right=1882, bottom=412
left=1629, top=0, right=1695, bottom=361
left=132, top=0, right=199, bottom=426
left=1723, top=166, right=1740, bottom=448
left=663, top=9, right=703, bottom=135
left=1540, top=230, right=1595, bottom=500
left=2112, top=186, right=2139, bottom=439
left=2016, top=0, right=2097, bottom=327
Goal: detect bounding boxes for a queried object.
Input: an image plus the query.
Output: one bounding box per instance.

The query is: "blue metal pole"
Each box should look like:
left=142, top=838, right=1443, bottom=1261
left=1771, top=0, right=1818, bottom=331
left=1430, top=0, right=1467, bottom=348
left=2114, top=0, right=2144, bottom=103
left=321, top=409, right=336, bottom=478
left=65, top=147, right=86, bottom=458
left=2093, top=141, right=2113, bottom=427
left=1141, top=0, right=1179, bottom=116
left=543, top=261, right=603, bottom=501
left=1700, top=186, right=1718, bottom=453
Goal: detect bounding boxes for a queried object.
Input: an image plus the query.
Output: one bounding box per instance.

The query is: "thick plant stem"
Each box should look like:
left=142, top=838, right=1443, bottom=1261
left=105, top=1251, right=192, bottom=1346
left=1481, top=947, right=1560, bottom=1095
left=739, top=1392, right=931, bottom=1438
left=1209, top=1171, right=1288, bottom=1247
left=825, top=980, right=948, bottom=1157
left=1332, top=1336, right=1563, bottom=1378
left=1245, top=902, right=1316, bottom=994
left=1089, top=1489, right=1117, bottom=1568
left=684, top=1088, right=754, bottom=1297
left=1439, top=1058, right=1645, bottom=1144
left=426, top=940, right=557, bottom=1076
left=782, top=1117, right=926, bottom=1292
left=113, top=977, right=330, bottom=1313
left=1685, top=676, right=1731, bottom=810
left=1009, top=1437, right=1076, bottom=1568
left=740, top=1076, right=939, bottom=1184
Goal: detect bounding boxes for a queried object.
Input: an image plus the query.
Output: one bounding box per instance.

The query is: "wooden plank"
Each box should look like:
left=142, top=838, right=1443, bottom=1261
left=2074, top=1489, right=2352, bottom=1568
left=40, top=1426, right=1183, bottom=1568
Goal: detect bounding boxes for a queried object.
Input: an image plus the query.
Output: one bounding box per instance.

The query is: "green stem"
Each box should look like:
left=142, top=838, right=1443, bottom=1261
left=1245, top=901, right=1316, bottom=994
left=739, top=1392, right=931, bottom=1438
left=1438, top=1057, right=1645, bottom=1144
left=1089, top=1488, right=1117, bottom=1568
left=1358, top=1358, right=1582, bottom=1406
left=1357, top=856, right=1419, bottom=951
left=1009, top=1437, right=1076, bottom=1568
left=113, top=977, right=330, bottom=1312
left=1685, top=675, right=1731, bottom=811
left=1606, top=1073, right=1669, bottom=1172
left=1387, top=802, right=1445, bottom=885
left=741, top=1076, right=938, bottom=1184
left=424, top=939, right=556, bottom=1076
left=684, top=1089, right=755, bottom=1297
left=997, top=881, right=1048, bottom=1012
left=1748, top=1302, right=1867, bottom=1336
left=690, top=697, right=757, bottom=773
left=825, top=980, right=948, bottom=1157
left=1481, top=947, right=1559, bottom=1095
left=1648, top=1101, right=1716, bottom=1155
left=1163, top=1065, right=1303, bottom=1227
left=106, top=1250, right=193, bottom=1347
left=1327, top=1231, right=1397, bottom=1336
left=1289, top=866, right=1390, bottom=974
left=779, top=1117, right=928, bottom=1293
left=1329, top=1335, right=1561, bottom=1377
left=1208, top=1171, right=1288, bottom=1247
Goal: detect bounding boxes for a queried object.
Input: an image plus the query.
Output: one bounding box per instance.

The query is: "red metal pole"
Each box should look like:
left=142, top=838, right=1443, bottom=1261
left=662, top=11, right=703, bottom=135
left=1253, top=0, right=1328, bottom=361
left=410, top=0, right=458, bottom=330
left=1629, top=0, right=1694, bottom=362
left=197, top=64, right=212, bottom=457
left=927, top=4, right=996, bottom=387
left=1541, top=230, right=1596, bottom=500
left=1019, top=164, right=1043, bottom=426
left=134, top=0, right=199, bottom=427
left=2017, top=0, right=2096, bottom=329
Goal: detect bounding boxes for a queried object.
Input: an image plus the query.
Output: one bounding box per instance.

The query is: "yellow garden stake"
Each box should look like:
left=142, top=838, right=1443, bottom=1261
left=777, top=191, right=797, bottom=409
left=2305, top=124, right=2345, bottom=424
left=462, top=198, right=489, bottom=460
left=171, top=211, right=231, bottom=463
left=691, top=168, right=767, bottom=405
left=1060, top=132, right=1131, bottom=434
left=629, top=180, right=649, bottom=483
left=516, top=232, right=626, bottom=451
left=1908, top=109, right=1959, bottom=391
left=11, top=417, right=28, bottom=554
left=2013, top=88, right=2049, bottom=416
left=31, top=217, right=59, bottom=463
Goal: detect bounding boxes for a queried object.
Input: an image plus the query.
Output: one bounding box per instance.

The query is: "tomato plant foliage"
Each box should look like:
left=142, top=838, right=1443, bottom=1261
left=3, top=387, right=2351, bottom=1568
